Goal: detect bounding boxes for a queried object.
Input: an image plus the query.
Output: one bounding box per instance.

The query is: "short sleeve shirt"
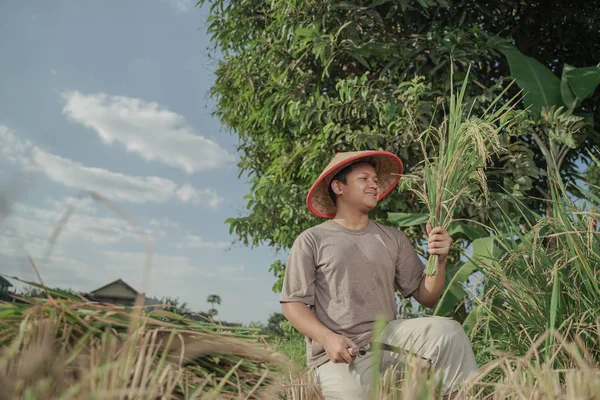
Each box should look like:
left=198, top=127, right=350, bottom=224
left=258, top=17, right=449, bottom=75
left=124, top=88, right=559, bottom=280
left=280, top=220, right=425, bottom=368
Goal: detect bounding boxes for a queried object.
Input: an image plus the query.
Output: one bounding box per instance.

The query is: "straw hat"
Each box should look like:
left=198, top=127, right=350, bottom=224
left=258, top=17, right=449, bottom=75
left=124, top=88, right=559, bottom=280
left=306, top=150, right=403, bottom=218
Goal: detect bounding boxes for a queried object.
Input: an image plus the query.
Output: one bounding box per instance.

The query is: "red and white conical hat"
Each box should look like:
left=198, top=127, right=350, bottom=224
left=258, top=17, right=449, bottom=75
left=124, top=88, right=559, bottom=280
left=306, top=150, right=403, bottom=218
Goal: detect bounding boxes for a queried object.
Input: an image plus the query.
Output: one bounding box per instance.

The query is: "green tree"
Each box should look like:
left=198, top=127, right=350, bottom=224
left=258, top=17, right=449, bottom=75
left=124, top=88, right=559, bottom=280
left=248, top=313, right=286, bottom=337
left=199, top=0, right=600, bottom=298
left=207, top=294, right=221, bottom=318
left=19, top=285, right=75, bottom=299
left=163, top=296, right=189, bottom=316
left=265, top=312, right=286, bottom=338
left=20, top=286, right=46, bottom=298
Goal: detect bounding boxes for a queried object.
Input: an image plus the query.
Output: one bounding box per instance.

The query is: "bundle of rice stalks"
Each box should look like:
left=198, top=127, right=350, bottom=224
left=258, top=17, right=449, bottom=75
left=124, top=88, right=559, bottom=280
left=411, top=65, right=521, bottom=275
left=0, top=293, right=288, bottom=399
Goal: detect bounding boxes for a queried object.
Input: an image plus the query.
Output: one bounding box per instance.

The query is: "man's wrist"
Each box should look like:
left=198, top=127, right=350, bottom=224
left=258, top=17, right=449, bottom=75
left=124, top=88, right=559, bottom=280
left=437, top=256, right=448, bottom=269
left=315, top=328, right=335, bottom=346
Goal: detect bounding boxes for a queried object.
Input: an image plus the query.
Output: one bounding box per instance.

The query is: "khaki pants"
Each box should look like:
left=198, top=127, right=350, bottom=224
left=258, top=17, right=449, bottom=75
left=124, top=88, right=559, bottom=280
left=315, top=316, right=477, bottom=399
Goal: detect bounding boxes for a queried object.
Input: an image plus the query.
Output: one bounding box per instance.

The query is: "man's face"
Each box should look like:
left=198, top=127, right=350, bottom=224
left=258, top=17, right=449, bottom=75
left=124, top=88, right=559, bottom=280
left=333, top=162, right=380, bottom=212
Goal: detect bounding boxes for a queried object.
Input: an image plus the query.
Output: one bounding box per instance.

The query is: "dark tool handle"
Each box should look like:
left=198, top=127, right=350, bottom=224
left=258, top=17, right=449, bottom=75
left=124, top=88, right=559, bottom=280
left=350, top=345, right=368, bottom=356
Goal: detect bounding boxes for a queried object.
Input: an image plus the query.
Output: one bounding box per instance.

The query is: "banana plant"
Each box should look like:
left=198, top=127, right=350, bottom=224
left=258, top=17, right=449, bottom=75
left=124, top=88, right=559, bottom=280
left=432, top=237, right=496, bottom=317
left=498, top=44, right=600, bottom=116
left=498, top=44, right=600, bottom=205
left=388, top=212, right=491, bottom=323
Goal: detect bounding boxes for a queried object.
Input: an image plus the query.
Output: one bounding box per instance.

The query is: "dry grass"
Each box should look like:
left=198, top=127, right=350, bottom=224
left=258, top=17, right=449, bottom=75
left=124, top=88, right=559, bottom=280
left=279, top=333, right=600, bottom=400
left=0, top=298, right=291, bottom=399
left=0, top=190, right=294, bottom=399
left=461, top=328, right=600, bottom=399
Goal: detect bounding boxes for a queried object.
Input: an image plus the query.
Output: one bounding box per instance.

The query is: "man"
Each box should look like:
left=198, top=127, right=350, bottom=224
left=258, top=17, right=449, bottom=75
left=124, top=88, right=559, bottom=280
left=280, top=150, right=477, bottom=399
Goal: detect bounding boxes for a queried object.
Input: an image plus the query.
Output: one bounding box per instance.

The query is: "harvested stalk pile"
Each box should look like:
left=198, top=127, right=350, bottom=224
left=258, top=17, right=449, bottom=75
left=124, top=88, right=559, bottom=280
left=0, top=289, right=288, bottom=399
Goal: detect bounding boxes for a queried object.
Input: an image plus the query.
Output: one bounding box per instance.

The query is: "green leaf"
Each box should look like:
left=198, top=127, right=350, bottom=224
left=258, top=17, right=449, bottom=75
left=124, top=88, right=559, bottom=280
left=433, top=237, right=496, bottom=316
left=560, top=64, right=578, bottom=109
left=295, top=28, right=315, bottom=38
left=330, top=2, right=358, bottom=10
left=498, top=45, right=565, bottom=116
left=351, top=53, right=371, bottom=69
left=416, top=0, right=431, bottom=9
left=462, top=304, right=481, bottom=336
left=388, top=212, right=429, bottom=227
left=433, top=259, right=477, bottom=316
left=470, top=236, right=497, bottom=261
left=446, top=221, right=489, bottom=242
left=564, top=65, right=600, bottom=103
left=399, top=0, right=410, bottom=12
left=369, top=0, right=392, bottom=7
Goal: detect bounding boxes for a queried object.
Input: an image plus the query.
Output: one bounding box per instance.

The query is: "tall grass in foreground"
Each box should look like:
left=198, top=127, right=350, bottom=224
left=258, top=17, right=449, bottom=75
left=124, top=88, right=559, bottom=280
left=0, top=293, right=290, bottom=399
left=412, top=65, right=521, bottom=275
left=280, top=329, right=600, bottom=399
left=271, top=321, right=307, bottom=373
left=9, top=294, right=598, bottom=399
left=462, top=329, right=600, bottom=399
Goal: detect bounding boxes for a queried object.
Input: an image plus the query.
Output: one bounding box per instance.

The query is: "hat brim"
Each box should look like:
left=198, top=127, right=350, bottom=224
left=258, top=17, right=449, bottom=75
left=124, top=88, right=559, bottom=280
left=306, top=151, right=403, bottom=218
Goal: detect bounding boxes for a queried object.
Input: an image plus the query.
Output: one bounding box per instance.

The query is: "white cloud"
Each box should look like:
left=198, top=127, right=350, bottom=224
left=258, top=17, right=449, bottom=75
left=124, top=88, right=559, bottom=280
left=176, top=184, right=223, bottom=209
left=0, top=228, right=96, bottom=291
left=103, top=251, right=255, bottom=284
left=164, top=0, right=193, bottom=13
left=62, top=91, right=235, bottom=174
left=0, top=126, right=222, bottom=207
left=0, top=125, right=33, bottom=166
left=32, top=147, right=179, bottom=204
left=149, top=217, right=180, bottom=230
left=3, top=200, right=164, bottom=246
left=44, top=196, right=98, bottom=215
left=103, top=251, right=199, bottom=279
left=176, top=234, right=230, bottom=249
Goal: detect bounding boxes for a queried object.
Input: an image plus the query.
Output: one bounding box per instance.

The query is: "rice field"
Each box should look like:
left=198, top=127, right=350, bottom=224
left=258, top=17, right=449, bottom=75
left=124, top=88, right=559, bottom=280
left=1, top=95, right=599, bottom=399
left=2, top=289, right=598, bottom=399
left=2, top=198, right=599, bottom=399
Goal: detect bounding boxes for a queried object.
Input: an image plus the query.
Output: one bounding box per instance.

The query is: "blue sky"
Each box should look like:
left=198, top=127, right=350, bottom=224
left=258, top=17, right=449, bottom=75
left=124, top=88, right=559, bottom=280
left=0, top=0, right=283, bottom=325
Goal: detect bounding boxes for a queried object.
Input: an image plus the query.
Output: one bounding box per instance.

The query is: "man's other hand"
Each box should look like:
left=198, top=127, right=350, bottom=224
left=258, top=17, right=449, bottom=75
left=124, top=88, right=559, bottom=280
left=322, top=332, right=357, bottom=364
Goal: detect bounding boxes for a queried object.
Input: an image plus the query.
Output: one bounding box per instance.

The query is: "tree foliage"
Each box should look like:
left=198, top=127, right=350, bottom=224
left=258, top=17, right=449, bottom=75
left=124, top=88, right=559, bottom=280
left=199, top=0, right=600, bottom=291
left=206, top=294, right=221, bottom=317
left=163, top=296, right=190, bottom=316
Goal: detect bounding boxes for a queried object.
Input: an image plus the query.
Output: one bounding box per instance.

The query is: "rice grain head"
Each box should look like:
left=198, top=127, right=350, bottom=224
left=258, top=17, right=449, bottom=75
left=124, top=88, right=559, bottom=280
left=411, top=63, right=520, bottom=275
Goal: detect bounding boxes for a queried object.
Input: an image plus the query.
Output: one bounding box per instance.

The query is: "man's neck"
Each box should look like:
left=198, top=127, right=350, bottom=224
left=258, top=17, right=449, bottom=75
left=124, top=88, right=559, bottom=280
left=332, top=208, right=370, bottom=231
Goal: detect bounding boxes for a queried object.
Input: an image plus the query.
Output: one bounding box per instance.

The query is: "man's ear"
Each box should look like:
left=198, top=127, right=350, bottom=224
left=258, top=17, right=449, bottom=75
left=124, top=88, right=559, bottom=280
left=331, top=180, right=343, bottom=195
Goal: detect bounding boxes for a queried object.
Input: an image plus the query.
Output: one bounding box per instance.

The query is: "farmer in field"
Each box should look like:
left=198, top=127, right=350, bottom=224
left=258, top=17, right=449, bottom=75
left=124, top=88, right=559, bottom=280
left=280, top=150, right=477, bottom=399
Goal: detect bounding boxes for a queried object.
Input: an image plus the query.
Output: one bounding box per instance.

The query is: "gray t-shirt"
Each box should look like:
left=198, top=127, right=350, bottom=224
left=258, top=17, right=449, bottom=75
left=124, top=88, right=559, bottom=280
left=280, top=219, right=425, bottom=368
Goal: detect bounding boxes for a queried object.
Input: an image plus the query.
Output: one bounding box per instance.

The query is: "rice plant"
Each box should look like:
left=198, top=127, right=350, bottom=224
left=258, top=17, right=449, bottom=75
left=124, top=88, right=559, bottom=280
left=278, top=331, right=600, bottom=400
left=469, top=145, right=600, bottom=371
left=462, top=328, right=600, bottom=399
left=412, top=65, right=522, bottom=275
